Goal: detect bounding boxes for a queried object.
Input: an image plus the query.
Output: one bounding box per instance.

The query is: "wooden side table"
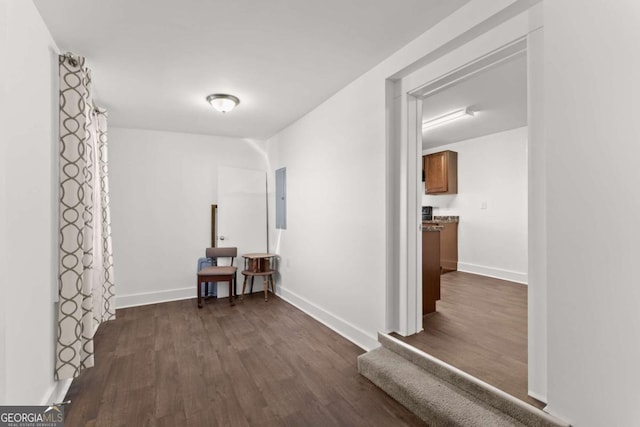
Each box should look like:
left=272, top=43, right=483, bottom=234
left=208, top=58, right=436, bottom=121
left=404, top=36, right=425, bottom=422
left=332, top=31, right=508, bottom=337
left=241, top=253, right=277, bottom=301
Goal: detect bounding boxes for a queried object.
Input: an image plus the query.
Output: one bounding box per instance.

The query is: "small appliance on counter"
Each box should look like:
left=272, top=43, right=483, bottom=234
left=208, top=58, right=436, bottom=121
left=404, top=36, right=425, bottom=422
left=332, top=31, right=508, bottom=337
left=422, top=206, right=433, bottom=221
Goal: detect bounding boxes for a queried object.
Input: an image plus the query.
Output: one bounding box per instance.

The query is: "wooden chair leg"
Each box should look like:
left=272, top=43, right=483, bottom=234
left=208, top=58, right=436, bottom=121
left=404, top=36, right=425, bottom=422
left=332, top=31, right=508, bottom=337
left=250, top=276, right=254, bottom=293
left=241, top=274, right=248, bottom=300
left=263, top=276, right=268, bottom=302
left=229, top=280, right=235, bottom=306
left=268, top=274, right=274, bottom=294
left=197, top=280, right=203, bottom=308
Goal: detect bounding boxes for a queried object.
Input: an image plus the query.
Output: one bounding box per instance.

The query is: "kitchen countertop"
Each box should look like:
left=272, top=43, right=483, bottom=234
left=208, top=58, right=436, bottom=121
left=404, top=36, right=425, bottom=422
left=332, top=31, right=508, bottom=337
left=422, top=224, right=444, bottom=232
left=422, top=215, right=459, bottom=224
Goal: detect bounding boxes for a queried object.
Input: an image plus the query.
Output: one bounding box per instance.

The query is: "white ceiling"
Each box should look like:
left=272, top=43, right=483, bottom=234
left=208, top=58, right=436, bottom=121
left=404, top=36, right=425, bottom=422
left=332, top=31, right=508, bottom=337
left=34, top=0, right=469, bottom=139
left=421, top=53, right=527, bottom=150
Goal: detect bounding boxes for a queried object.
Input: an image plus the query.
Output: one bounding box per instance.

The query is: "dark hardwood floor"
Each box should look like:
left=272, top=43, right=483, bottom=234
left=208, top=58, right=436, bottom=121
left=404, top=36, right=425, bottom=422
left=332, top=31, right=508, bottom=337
left=63, top=294, right=425, bottom=427
left=393, top=271, right=544, bottom=409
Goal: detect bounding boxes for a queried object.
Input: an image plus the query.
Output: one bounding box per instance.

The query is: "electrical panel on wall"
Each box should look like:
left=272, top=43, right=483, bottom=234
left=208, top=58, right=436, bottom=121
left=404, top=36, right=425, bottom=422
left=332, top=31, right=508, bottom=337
left=275, top=167, right=287, bottom=229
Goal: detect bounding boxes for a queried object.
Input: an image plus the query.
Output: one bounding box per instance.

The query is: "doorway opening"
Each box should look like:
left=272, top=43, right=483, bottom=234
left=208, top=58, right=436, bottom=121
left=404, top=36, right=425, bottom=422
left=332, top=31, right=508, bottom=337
left=389, top=30, right=546, bottom=407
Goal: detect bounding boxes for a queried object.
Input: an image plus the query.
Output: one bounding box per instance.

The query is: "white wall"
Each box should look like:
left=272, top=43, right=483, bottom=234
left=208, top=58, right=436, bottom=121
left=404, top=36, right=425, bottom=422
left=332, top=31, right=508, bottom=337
left=0, top=0, right=8, bottom=405
left=1, top=0, right=60, bottom=404
left=108, top=128, right=267, bottom=307
left=422, top=127, right=528, bottom=283
left=265, top=0, right=531, bottom=351
left=266, top=73, right=387, bottom=349
left=545, top=1, right=640, bottom=425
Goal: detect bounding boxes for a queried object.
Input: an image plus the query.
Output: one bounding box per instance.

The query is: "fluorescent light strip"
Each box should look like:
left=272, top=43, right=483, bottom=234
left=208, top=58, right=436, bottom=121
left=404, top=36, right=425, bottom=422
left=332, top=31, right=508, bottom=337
left=422, top=108, right=475, bottom=131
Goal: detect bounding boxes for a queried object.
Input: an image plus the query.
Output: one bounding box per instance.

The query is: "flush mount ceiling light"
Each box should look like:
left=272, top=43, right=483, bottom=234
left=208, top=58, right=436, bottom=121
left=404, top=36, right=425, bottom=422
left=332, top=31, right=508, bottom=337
left=206, top=94, right=240, bottom=113
left=422, top=107, right=475, bottom=131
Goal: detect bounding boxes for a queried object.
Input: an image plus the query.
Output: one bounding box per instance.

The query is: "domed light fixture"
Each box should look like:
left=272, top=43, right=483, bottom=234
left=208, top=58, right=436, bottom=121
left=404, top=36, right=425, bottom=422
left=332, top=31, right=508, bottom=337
left=206, top=93, right=240, bottom=113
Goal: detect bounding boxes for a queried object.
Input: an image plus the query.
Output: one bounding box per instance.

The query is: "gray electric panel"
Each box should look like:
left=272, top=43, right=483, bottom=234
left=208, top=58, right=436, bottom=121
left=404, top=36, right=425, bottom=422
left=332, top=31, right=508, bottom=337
left=275, top=167, right=286, bottom=229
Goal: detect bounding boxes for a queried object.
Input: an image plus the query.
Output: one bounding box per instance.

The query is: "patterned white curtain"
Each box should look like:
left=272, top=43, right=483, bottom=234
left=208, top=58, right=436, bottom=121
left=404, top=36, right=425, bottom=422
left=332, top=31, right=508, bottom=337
left=55, top=53, right=116, bottom=380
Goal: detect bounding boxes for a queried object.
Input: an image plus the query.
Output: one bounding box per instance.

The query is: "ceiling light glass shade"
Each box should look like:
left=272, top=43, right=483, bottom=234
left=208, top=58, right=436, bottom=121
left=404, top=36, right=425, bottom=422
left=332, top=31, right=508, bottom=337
left=206, top=94, right=240, bottom=113
left=422, top=108, right=475, bottom=131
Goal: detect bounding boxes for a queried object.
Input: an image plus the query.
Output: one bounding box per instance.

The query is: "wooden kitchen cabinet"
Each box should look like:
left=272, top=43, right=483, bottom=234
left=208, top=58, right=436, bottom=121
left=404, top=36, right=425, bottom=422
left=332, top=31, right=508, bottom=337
left=422, top=229, right=441, bottom=315
left=439, top=222, right=458, bottom=273
left=423, top=219, right=459, bottom=273
left=424, top=150, right=457, bottom=194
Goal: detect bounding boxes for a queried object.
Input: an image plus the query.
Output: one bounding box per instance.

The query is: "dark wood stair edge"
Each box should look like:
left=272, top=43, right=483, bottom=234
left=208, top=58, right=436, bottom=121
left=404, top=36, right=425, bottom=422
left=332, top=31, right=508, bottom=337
left=377, top=332, right=571, bottom=427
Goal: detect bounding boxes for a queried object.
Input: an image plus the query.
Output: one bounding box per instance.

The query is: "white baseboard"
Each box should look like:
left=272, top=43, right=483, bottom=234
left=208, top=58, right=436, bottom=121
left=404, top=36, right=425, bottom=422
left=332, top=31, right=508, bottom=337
left=116, top=287, right=194, bottom=309
left=527, top=389, right=547, bottom=405
left=116, top=285, right=379, bottom=351
left=541, top=405, right=572, bottom=425
left=457, top=262, right=528, bottom=284
left=278, top=287, right=378, bottom=351
left=116, top=284, right=281, bottom=309
left=41, top=378, right=72, bottom=405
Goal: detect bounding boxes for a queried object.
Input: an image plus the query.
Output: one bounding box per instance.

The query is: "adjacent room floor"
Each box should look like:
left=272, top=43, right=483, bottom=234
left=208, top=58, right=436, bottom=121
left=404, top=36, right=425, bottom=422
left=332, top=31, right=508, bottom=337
left=393, top=271, right=544, bottom=409
left=63, top=295, right=425, bottom=426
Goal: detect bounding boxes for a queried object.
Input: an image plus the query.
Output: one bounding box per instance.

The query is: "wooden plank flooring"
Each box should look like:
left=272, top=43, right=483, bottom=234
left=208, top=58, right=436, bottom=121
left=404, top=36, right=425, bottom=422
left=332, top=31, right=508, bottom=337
left=63, top=295, right=426, bottom=427
left=393, top=271, right=544, bottom=409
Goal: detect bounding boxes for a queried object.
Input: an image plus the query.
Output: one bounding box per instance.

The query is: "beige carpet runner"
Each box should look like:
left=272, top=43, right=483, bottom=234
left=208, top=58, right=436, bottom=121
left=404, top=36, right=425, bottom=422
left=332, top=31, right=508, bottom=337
left=358, top=333, right=570, bottom=427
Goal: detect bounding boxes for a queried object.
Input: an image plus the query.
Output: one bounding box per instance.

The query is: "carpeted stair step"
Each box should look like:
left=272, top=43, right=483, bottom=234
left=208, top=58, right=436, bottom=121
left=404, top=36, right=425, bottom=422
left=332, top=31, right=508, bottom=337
left=359, top=346, right=527, bottom=426
left=357, top=333, right=570, bottom=427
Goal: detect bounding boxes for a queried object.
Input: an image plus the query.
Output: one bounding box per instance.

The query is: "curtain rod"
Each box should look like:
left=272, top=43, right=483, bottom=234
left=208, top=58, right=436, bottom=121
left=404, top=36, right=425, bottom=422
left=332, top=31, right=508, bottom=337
left=62, top=51, right=80, bottom=67
left=61, top=52, right=91, bottom=84
left=61, top=52, right=104, bottom=114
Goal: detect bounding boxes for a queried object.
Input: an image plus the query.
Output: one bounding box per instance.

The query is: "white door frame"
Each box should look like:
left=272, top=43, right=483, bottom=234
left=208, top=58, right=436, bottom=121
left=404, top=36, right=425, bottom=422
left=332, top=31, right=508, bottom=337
left=387, top=1, right=547, bottom=401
